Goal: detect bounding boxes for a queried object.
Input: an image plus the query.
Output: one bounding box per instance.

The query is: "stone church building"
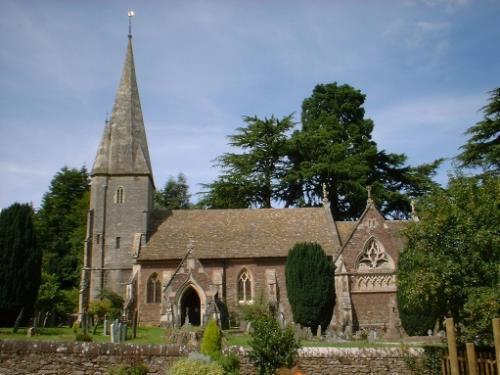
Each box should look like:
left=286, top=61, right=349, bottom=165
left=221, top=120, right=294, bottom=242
left=79, top=33, right=409, bottom=335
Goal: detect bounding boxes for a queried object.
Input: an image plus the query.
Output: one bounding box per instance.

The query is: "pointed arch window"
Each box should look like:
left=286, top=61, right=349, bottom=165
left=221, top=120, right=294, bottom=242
left=357, top=237, right=394, bottom=271
left=237, top=268, right=253, bottom=303
left=146, top=273, right=162, bottom=304
left=115, top=187, right=125, bottom=204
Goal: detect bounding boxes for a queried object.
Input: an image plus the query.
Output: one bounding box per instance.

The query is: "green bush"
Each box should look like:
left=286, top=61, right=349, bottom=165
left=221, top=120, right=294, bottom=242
left=168, top=358, right=223, bottom=375
left=248, top=315, right=300, bottom=375
left=285, top=242, right=335, bottom=333
left=109, top=363, right=148, bottom=375
left=201, top=319, right=222, bottom=360
left=402, top=345, right=444, bottom=375
left=218, top=353, right=240, bottom=375
left=74, top=332, right=93, bottom=342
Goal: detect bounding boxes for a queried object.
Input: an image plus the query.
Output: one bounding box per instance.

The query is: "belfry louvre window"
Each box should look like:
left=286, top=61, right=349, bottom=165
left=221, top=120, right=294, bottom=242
left=237, top=269, right=252, bottom=303
left=147, top=273, right=162, bottom=304
left=115, top=187, right=125, bottom=204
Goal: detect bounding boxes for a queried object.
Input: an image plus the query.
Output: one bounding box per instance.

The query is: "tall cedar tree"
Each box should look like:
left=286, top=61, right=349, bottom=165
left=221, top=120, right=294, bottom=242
left=397, top=173, right=500, bottom=342
left=200, top=115, right=294, bottom=208
left=457, top=87, right=500, bottom=171
left=285, top=242, right=335, bottom=333
left=0, top=203, right=41, bottom=326
left=154, top=173, right=191, bottom=209
left=285, top=83, right=441, bottom=220
left=36, top=166, right=89, bottom=290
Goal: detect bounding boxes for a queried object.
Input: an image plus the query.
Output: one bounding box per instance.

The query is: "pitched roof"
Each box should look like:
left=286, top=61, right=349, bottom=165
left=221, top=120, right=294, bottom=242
left=140, top=207, right=342, bottom=260
left=92, top=36, right=153, bottom=180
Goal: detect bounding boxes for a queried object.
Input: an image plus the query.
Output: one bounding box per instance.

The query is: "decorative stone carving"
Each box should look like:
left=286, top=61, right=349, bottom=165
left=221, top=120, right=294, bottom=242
left=350, top=274, right=396, bottom=292
left=356, top=238, right=394, bottom=271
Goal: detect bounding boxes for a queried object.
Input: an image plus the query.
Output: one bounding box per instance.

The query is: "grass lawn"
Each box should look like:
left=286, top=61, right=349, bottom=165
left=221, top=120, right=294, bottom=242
left=1, top=327, right=424, bottom=348
left=0, top=326, right=165, bottom=345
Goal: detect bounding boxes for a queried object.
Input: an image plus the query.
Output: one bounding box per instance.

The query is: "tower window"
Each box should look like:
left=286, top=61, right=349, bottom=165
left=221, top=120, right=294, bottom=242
left=115, top=187, right=125, bottom=204
left=115, top=237, right=120, bottom=249
left=147, top=273, right=162, bottom=304
left=237, top=268, right=253, bottom=303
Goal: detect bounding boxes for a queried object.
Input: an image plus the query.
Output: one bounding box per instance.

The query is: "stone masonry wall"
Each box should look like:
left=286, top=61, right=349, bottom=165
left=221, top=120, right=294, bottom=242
left=0, top=340, right=422, bottom=375
left=0, top=340, right=185, bottom=375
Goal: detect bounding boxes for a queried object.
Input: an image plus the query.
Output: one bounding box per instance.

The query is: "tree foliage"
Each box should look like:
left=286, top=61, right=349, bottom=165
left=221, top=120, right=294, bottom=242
left=285, top=83, right=441, bottom=220
left=201, top=83, right=440, bottom=218
left=0, top=203, right=41, bottom=326
left=397, top=173, right=500, bottom=342
left=457, top=87, right=500, bottom=171
left=285, top=242, right=335, bottom=333
left=248, top=315, right=300, bottom=375
left=36, top=166, right=89, bottom=290
left=155, top=172, right=191, bottom=209
left=200, top=115, right=294, bottom=208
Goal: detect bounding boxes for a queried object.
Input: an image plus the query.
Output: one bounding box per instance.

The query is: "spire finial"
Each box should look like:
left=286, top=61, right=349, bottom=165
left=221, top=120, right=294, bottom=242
left=128, top=10, right=135, bottom=38
left=366, top=185, right=373, bottom=205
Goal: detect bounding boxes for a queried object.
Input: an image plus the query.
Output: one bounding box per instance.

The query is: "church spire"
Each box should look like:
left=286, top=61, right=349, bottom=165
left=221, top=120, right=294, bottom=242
left=92, top=20, right=153, bottom=182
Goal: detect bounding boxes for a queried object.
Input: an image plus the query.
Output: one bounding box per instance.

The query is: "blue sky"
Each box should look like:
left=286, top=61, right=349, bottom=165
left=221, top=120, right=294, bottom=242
left=1, top=0, right=499, bottom=209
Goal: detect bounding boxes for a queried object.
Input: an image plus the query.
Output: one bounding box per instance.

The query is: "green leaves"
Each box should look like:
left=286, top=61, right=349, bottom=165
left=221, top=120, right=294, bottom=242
left=155, top=173, right=191, bottom=209
left=0, top=203, right=41, bottom=325
left=458, top=87, right=500, bottom=171
left=397, top=173, right=500, bottom=341
left=285, top=242, right=335, bottom=333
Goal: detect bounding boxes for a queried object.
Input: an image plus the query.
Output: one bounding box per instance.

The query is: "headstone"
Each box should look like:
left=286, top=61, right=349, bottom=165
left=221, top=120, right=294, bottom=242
left=368, top=330, right=377, bottom=342
left=316, top=325, right=322, bottom=338
left=27, top=327, right=35, bottom=337
left=110, top=322, right=117, bottom=343
left=103, top=320, right=109, bottom=336
left=427, top=329, right=433, bottom=336
left=245, top=321, right=252, bottom=334
left=120, top=323, right=127, bottom=342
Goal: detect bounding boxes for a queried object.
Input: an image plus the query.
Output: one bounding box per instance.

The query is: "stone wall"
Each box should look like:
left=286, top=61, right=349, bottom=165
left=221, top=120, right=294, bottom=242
left=236, top=346, right=423, bottom=375
left=0, top=340, right=422, bottom=375
left=0, top=340, right=185, bottom=375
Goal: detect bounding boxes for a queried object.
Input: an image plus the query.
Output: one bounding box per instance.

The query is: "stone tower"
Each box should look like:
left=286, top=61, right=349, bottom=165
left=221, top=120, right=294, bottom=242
left=79, top=32, right=154, bottom=316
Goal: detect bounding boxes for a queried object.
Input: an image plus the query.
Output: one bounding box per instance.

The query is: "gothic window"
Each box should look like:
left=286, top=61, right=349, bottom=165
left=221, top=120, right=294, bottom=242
left=237, top=268, right=252, bottom=303
left=357, top=238, right=394, bottom=271
left=115, top=187, right=125, bottom=204
left=115, top=237, right=120, bottom=249
left=146, top=273, right=162, bottom=304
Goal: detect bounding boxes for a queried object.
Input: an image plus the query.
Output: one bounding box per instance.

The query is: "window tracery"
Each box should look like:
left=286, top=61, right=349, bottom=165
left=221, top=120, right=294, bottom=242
left=237, top=268, right=252, bottom=303
left=115, top=187, right=125, bottom=204
left=147, top=273, right=162, bottom=304
left=357, top=238, right=393, bottom=271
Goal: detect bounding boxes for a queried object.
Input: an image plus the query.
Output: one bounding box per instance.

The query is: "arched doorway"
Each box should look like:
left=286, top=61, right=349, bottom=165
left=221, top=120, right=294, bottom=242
left=180, top=286, right=201, bottom=326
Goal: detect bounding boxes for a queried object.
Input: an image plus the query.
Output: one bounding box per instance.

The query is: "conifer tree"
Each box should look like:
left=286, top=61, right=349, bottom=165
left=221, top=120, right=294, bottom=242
left=285, top=242, right=335, bottom=333
left=0, top=203, right=41, bottom=326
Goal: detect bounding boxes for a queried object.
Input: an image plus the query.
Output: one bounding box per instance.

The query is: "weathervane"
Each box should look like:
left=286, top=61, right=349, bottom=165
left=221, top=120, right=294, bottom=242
left=128, top=10, right=135, bottom=38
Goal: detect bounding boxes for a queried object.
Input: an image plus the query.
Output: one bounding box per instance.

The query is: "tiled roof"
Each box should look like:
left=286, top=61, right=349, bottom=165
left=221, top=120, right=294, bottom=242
left=141, top=207, right=341, bottom=260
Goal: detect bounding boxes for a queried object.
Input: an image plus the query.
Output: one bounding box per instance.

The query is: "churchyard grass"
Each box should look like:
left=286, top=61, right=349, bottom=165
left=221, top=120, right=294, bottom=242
left=0, top=327, right=424, bottom=348
left=0, top=326, right=165, bottom=344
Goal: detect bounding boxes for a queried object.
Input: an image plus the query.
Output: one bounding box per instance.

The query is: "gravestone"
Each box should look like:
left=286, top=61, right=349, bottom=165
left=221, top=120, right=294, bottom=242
left=103, top=319, right=109, bottom=336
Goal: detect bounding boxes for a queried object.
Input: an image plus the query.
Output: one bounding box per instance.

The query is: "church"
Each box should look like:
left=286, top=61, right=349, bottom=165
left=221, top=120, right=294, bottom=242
left=79, top=31, right=411, bottom=336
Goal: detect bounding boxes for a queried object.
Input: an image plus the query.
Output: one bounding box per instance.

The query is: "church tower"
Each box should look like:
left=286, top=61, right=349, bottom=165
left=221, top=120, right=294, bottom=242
left=79, top=28, right=154, bottom=315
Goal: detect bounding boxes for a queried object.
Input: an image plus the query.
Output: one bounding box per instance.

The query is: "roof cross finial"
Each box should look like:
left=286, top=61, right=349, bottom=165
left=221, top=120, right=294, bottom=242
left=366, top=185, right=373, bottom=205
left=128, top=10, right=135, bottom=38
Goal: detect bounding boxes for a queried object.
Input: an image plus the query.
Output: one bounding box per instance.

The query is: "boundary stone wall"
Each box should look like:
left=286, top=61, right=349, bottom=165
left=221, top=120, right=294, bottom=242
left=0, top=340, right=422, bottom=375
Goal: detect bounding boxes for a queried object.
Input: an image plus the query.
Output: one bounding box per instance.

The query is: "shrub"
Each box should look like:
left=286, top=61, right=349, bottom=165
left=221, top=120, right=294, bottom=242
left=238, top=289, right=271, bottom=322
left=402, top=345, right=444, bottom=375
left=74, top=332, right=93, bottom=342
left=109, top=363, right=148, bottom=375
left=285, top=242, right=335, bottom=333
left=201, top=319, right=222, bottom=360
left=168, top=358, right=223, bottom=375
left=218, top=352, right=240, bottom=375
left=248, top=315, right=300, bottom=375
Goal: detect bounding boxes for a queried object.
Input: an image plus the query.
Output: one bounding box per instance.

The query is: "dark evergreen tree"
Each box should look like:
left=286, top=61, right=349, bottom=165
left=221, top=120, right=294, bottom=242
left=457, top=87, right=500, bottom=171
left=200, top=114, right=295, bottom=208
left=36, top=166, right=89, bottom=290
left=285, top=242, right=335, bottom=333
left=155, top=173, right=191, bottom=209
left=285, top=83, right=441, bottom=220
left=0, top=203, right=41, bottom=326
